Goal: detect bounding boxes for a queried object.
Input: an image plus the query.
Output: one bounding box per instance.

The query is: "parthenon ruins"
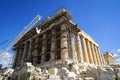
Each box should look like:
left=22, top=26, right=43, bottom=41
left=11, top=9, right=115, bottom=80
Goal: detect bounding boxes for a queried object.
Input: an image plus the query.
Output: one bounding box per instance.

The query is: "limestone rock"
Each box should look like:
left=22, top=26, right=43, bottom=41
left=57, top=67, right=69, bottom=77
left=48, top=68, right=58, bottom=75
left=67, top=72, right=76, bottom=78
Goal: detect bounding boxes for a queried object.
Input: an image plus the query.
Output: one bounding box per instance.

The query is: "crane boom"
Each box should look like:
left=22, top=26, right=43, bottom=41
left=0, top=40, right=8, bottom=46
left=0, top=15, right=42, bottom=59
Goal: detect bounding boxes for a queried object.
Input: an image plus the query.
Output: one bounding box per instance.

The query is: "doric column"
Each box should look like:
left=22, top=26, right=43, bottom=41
left=61, top=24, right=68, bottom=62
left=27, top=39, right=33, bottom=61
left=96, top=47, right=102, bottom=65
left=41, top=33, right=47, bottom=63
left=86, top=40, right=94, bottom=64
left=76, top=33, right=83, bottom=63
left=90, top=42, right=97, bottom=65
left=93, top=44, right=99, bottom=65
left=81, top=36, right=89, bottom=63
left=101, top=53, right=106, bottom=65
left=97, top=48, right=103, bottom=65
left=71, top=33, right=77, bottom=63
left=101, top=54, right=104, bottom=65
left=17, top=45, right=24, bottom=66
left=17, top=46, right=21, bottom=61
left=13, top=47, right=19, bottom=68
left=94, top=46, right=101, bottom=65
left=33, top=38, right=39, bottom=64
left=51, top=28, right=56, bottom=61
left=22, top=42, right=27, bottom=62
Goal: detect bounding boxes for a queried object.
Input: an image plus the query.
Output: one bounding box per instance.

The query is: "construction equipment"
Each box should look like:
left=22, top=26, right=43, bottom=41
left=0, top=15, right=42, bottom=59
left=0, top=40, right=8, bottom=46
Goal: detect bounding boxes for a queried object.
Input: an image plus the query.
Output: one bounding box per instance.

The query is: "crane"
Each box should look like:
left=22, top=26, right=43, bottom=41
left=0, top=15, right=42, bottom=59
left=0, top=40, right=8, bottom=46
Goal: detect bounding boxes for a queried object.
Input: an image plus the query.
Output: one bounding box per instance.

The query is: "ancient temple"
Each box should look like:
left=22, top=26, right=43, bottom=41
left=13, top=9, right=106, bottom=69
left=11, top=9, right=116, bottom=80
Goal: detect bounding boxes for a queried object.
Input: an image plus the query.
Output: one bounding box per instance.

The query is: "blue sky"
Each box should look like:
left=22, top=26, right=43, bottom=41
left=0, top=0, right=120, bottom=67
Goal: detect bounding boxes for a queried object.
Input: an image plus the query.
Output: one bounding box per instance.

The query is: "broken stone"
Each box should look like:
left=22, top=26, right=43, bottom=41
left=48, top=68, right=58, bottom=75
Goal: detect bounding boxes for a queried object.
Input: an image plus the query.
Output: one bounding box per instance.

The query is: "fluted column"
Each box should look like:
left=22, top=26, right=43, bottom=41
left=97, top=48, right=103, bottom=65
left=90, top=43, right=97, bottom=65
left=13, top=47, right=19, bottom=68
left=51, top=29, right=56, bottom=61
left=33, top=38, right=39, bottom=64
left=61, top=24, right=68, bottom=62
left=94, top=46, right=101, bottom=65
left=17, top=47, right=21, bottom=66
left=17, top=45, right=24, bottom=66
left=27, top=39, right=33, bottom=61
left=41, top=33, right=47, bottom=63
left=22, top=42, right=27, bottom=62
left=93, top=44, right=99, bottom=65
left=96, top=47, right=102, bottom=65
left=76, top=33, right=83, bottom=63
left=86, top=40, right=94, bottom=64
left=101, top=53, right=106, bottom=65
left=81, top=36, right=89, bottom=63
left=71, top=33, right=77, bottom=63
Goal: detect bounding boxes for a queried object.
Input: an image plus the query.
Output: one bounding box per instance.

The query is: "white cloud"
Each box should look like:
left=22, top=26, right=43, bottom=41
left=0, top=52, right=13, bottom=68
left=110, top=49, right=120, bottom=64
left=116, top=58, right=120, bottom=62
left=114, top=53, right=118, bottom=57
left=117, top=49, right=120, bottom=53
left=114, top=52, right=120, bottom=64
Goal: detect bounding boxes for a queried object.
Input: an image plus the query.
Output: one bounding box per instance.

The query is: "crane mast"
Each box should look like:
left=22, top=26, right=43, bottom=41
left=0, top=15, right=42, bottom=59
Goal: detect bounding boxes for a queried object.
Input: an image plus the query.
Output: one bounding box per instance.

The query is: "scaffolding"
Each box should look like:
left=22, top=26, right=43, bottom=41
left=0, top=15, right=42, bottom=59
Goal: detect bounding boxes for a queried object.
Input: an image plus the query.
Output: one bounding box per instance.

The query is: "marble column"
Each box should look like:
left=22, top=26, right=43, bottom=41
left=17, top=46, right=22, bottom=61
left=86, top=40, right=94, bottom=64
left=90, top=42, right=97, bottom=65
left=97, top=48, right=103, bottom=65
left=81, top=36, right=89, bottom=63
left=51, top=28, right=56, bottom=61
left=61, top=24, right=68, bottom=62
left=101, top=53, right=106, bottom=65
left=76, top=33, right=83, bottom=63
left=22, top=42, right=27, bottom=62
left=94, top=46, right=101, bottom=65
left=41, top=33, right=47, bottom=63
left=96, top=47, right=102, bottom=65
left=33, top=38, right=39, bottom=64
left=93, top=44, right=99, bottom=65
left=13, top=47, right=19, bottom=68
left=71, top=33, right=77, bottom=63
left=27, top=39, right=33, bottom=61
left=17, top=45, right=24, bottom=66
